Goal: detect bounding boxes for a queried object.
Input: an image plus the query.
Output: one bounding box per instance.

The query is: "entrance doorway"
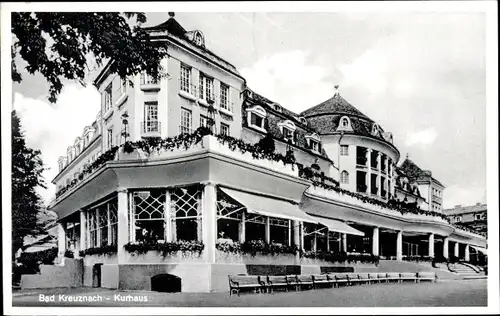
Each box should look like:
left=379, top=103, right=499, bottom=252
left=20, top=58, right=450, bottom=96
left=92, top=263, right=103, bottom=287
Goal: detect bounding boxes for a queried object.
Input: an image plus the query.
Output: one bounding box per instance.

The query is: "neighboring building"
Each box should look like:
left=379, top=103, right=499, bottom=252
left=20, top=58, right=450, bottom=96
left=443, top=203, right=487, bottom=236
left=46, top=13, right=487, bottom=293
left=398, top=158, right=445, bottom=213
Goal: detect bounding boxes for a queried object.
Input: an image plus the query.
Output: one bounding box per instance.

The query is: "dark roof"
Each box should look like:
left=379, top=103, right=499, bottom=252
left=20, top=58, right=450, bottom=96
left=301, top=93, right=373, bottom=121
left=399, top=158, right=444, bottom=187
left=143, top=16, right=187, bottom=37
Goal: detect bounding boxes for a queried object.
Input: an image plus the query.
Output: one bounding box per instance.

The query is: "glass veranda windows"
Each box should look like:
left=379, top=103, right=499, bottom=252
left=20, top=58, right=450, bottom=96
left=171, top=186, right=202, bottom=242
left=133, top=190, right=167, bottom=243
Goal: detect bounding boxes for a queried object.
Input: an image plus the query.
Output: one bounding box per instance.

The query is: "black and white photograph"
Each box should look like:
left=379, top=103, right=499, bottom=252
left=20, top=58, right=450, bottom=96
left=2, top=1, right=498, bottom=314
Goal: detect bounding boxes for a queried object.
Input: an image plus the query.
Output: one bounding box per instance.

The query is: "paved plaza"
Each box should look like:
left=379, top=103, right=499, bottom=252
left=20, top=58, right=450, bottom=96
left=12, top=279, right=487, bottom=307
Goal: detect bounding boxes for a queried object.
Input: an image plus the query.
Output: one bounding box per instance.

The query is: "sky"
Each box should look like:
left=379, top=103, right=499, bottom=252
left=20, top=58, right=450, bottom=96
left=12, top=11, right=487, bottom=209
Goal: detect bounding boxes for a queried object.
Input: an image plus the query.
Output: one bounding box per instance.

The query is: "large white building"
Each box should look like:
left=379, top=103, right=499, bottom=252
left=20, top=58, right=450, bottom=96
left=41, top=13, right=487, bottom=293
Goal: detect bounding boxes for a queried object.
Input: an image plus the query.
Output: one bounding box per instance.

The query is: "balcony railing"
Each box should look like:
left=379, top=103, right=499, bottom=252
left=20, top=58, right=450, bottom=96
left=141, top=121, right=161, bottom=137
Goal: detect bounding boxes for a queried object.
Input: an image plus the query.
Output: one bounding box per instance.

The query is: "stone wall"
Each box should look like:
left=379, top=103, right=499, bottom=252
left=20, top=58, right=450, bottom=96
left=21, top=258, right=83, bottom=289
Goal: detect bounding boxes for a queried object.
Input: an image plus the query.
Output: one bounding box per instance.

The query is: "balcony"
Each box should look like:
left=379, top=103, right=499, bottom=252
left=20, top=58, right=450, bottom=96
left=141, top=121, right=161, bottom=137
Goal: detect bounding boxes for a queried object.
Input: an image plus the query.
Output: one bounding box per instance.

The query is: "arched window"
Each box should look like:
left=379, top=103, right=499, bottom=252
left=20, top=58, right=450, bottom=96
left=341, top=118, right=349, bottom=127
left=277, top=120, right=297, bottom=144
left=340, top=171, right=349, bottom=184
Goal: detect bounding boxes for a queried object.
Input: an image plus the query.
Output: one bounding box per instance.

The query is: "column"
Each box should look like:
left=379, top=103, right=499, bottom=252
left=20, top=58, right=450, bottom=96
left=464, top=244, right=470, bottom=261
left=57, top=223, right=66, bottom=262
left=443, top=237, right=449, bottom=259
left=326, top=231, right=330, bottom=252
left=265, top=217, right=271, bottom=244
left=165, top=190, right=172, bottom=242
left=293, top=220, right=300, bottom=248
left=238, top=212, right=246, bottom=243
left=117, top=188, right=129, bottom=263
left=372, top=227, right=379, bottom=256
left=428, top=233, right=435, bottom=257
left=341, top=233, right=347, bottom=252
left=454, top=242, right=459, bottom=257
left=79, top=211, right=86, bottom=257
left=366, top=149, right=372, bottom=194
left=377, top=152, right=382, bottom=171
left=396, top=231, right=403, bottom=261
left=288, top=220, right=292, bottom=246
left=202, top=182, right=217, bottom=263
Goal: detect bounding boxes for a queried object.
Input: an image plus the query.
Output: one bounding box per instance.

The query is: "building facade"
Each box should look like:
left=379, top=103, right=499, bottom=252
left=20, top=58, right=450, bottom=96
left=444, top=203, right=487, bottom=237
left=47, top=13, right=487, bottom=293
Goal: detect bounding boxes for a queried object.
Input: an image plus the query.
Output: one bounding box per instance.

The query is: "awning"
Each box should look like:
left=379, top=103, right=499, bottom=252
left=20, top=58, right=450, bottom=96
left=311, top=216, right=365, bottom=236
left=220, top=188, right=317, bottom=223
left=471, top=245, right=488, bottom=255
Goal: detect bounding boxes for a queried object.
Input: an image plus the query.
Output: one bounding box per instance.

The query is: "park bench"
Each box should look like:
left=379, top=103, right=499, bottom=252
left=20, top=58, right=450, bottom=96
left=399, top=272, right=418, bottom=283
left=311, top=274, right=333, bottom=289
left=296, top=274, right=315, bottom=290
left=417, top=272, right=437, bottom=283
left=331, top=273, right=350, bottom=287
left=368, top=273, right=380, bottom=283
left=357, top=273, right=371, bottom=285
left=228, top=275, right=266, bottom=296
left=347, top=273, right=363, bottom=286
left=266, top=275, right=295, bottom=293
left=377, top=272, right=389, bottom=283
left=386, top=272, right=401, bottom=283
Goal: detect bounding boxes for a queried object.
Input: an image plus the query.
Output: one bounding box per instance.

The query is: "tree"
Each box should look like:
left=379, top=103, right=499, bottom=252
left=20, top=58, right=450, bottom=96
left=12, top=111, right=46, bottom=261
left=11, top=12, right=167, bottom=103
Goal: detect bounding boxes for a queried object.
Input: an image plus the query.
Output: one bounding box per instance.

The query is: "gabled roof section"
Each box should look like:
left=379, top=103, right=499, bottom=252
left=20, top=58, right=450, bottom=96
left=399, top=157, right=444, bottom=187
left=301, top=93, right=374, bottom=122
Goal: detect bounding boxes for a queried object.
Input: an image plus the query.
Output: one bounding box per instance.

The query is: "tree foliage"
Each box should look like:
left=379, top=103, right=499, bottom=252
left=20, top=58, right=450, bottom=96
left=12, top=111, right=46, bottom=260
left=11, top=12, right=167, bottom=103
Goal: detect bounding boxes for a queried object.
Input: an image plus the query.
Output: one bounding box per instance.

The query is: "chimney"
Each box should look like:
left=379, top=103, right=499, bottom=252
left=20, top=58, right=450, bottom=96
left=334, top=85, right=340, bottom=96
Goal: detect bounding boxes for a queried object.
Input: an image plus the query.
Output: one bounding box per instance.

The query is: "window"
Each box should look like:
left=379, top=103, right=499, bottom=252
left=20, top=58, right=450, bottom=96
left=220, top=82, right=230, bottom=111
left=199, top=73, right=214, bottom=101
left=194, top=32, right=203, bottom=46
left=133, top=191, right=166, bottom=243
left=246, top=106, right=267, bottom=131
left=140, top=73, right=158, bottom=85
left=109, top=201, right=118, bottom=245
left=341, top=171, right=349, bottom=184
left=475, top=214, right=482, bottom=221
left=107, top=128, right=113, bottom=150
left=171, top=186, right=201, bottom=242
left=120, top=77, right=127, bottom=95
left=98, top=207, right=109, bottom=247
left=200, top=115, right=212, bottom=130
left=220, top=123, right=230, bottom=136
left=310, top=139, right=319, bottom=152
left=455, top=216, right=462, bottom=222
left=144, top=101, right=159, bottom=132
left=282, top=127, right=294, bottom=143
left=180, top=64, right=191, bottom=93
left=270, top=217, right=290, bottom=245
left=180, top=108, right=192, bottom=134
left=88, top=211, right=98, bottom=248
left=341, top=118, right=349, bottom=127
left=340, top=145, right=349, bottom=156
left=104, top=84, right=112, bottom=112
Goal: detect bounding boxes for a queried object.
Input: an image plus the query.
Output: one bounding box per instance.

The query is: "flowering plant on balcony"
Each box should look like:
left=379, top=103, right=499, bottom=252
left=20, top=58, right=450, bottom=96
left=123, top=240, right=205, bottom=257
left=79, top=244, right=117, bottom=257
left=217, top=240, right=298, bottom=257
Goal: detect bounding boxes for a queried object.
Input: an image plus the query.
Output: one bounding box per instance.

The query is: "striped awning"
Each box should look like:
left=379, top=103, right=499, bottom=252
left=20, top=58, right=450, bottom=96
left=471, top=245, right=488, bottom=255
left=309, top=216, right=365, bottom=236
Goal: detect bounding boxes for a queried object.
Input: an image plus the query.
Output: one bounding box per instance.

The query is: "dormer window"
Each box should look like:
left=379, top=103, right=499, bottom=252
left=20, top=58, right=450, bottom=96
left=372, top=123, right=381, bottom=136
left=272, top=103, right=282, bottom=112
left=336, top=116, right=353, bottom=132
left=246, top=106, right=267, bottom=132
left=277, top=120, right=297, bottom=144
left=305, top=133, right=321, bottom=153
left=299, top=117, right=307, bottom=125
left=193, top=31, right=204, bottom=47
